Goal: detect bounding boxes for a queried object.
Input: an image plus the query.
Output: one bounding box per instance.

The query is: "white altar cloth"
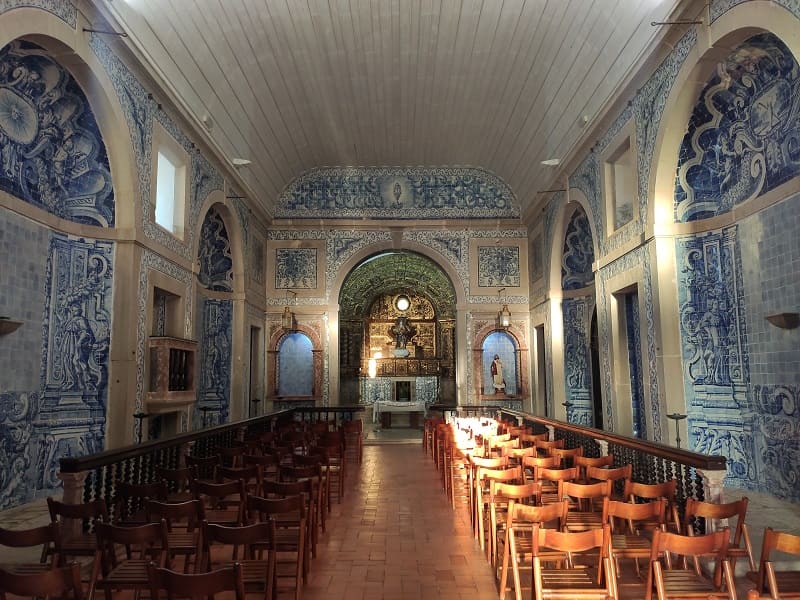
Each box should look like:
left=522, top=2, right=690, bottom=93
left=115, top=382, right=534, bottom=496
left=373, top=400, right=427, bottom=422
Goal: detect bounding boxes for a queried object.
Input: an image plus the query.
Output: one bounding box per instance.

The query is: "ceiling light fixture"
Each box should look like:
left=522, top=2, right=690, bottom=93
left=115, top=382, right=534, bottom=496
left=231, top=158, right=252, bottom=167
left=541, top=158, right=561, bottom=166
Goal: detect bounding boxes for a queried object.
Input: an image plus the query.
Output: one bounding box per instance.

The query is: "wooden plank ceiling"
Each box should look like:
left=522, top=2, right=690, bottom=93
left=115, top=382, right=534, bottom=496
left=101, top=0, right=682, bottom=220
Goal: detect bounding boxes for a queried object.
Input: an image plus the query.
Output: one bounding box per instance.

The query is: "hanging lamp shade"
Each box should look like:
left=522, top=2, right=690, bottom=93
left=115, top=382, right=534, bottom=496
left=498, top=304, right=511, bottom=329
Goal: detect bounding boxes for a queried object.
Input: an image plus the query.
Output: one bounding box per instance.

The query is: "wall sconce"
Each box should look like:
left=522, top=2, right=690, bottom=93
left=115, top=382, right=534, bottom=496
left=281, top=290, right=296, bottom=330
left=496, top=287, right=511, bottom=329
left=765, top=312, right=799, bottom=330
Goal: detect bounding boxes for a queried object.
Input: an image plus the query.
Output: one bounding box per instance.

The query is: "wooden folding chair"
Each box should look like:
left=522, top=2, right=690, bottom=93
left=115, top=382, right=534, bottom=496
left=200, top=521, right=275, bottom=600
left=645, top=528, right=735, bottom=600
left=147, top=561, right=246, bottom=600
left=146, top=499, right=204, bottom=573
left=0, top=562, right=83, bottom=600
left=684, top=497, right=755, bottom=573
left=603, top=497, right=667, bottom=578
left=0, top=522, right=61, bottom=575
left=748, top=527, right=800, bottom=599
left=531, top=523, right=618, bottom=600
left=45, top=497, right=107, bottom=567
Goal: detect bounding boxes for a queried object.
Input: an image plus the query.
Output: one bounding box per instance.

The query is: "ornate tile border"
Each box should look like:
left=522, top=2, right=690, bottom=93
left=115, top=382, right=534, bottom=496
left=0, top=0, right=76, bottom=27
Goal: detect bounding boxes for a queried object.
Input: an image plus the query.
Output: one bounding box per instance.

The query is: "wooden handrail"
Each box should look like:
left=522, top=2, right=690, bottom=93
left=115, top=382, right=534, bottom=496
left=500, top=410, right=726, bottom=471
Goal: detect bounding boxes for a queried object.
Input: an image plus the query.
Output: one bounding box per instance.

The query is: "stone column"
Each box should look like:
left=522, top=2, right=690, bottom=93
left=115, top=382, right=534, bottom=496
left=57, top=471, right=89, bottom=538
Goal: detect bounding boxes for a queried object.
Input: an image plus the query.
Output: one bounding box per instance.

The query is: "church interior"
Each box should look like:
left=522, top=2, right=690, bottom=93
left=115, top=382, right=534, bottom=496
left=0, top=0, right=798, bottom=597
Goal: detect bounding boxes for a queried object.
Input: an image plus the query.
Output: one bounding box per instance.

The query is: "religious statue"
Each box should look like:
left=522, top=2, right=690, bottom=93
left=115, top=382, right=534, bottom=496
left=491, top=354, right=506, bottom=394
left=389, top=316, right=417, bottom=357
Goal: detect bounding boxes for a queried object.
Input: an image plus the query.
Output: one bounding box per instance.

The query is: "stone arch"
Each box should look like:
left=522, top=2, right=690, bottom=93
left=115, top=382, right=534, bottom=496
left=0, top=9, right=139, bottom=231
left=649, top=1, right=800, bottom=229
left=194, top=192, right=244, bottom=295
left=266, top=323, right=324, bottom=403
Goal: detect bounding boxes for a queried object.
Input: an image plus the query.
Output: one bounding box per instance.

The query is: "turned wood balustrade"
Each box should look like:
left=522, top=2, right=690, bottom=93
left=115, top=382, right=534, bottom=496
left=429, top=404, right=727, bottom=530
left=57, top=406, right=365, bottom=523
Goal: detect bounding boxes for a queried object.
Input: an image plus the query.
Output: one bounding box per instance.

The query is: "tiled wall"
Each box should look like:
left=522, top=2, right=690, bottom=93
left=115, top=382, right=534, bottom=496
left=195, top=297, right=232, bottom=429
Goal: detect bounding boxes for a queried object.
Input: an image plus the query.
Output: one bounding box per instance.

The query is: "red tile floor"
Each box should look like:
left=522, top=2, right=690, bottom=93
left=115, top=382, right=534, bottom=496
left=301, top=443, right=498, bottom=600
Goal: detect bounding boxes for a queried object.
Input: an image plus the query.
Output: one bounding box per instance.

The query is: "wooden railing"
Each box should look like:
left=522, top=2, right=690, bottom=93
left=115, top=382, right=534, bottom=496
left=58, top=406, right=365, bottom=517
left=429, top=404, right=728, bottom=528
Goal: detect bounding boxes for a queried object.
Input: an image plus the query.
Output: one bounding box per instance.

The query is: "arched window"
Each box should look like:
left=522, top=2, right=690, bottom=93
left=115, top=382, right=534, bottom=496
left=482, top=331, right=517, bottom=395
left=277, top=332, right=313, bottom=396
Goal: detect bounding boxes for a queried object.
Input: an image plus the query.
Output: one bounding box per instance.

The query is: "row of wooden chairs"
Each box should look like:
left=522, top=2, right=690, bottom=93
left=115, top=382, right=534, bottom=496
left=429, top=416, right=800, bottom=600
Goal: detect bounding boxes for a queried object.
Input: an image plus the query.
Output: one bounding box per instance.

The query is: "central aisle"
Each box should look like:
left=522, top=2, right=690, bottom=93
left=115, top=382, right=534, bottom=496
left=302, top=443, right=499, bottom=600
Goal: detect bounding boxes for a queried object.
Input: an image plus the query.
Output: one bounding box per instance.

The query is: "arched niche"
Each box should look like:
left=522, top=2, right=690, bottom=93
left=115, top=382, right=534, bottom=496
left=267, top=322, right=324, bottom=407
left=470, top=322, right=529, bottom=404
left=0, top=10, right=139, bottom=231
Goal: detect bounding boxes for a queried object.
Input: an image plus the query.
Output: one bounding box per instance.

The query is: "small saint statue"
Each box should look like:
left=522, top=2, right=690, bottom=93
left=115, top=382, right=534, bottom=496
left=390, top=316, right=416, bottom=356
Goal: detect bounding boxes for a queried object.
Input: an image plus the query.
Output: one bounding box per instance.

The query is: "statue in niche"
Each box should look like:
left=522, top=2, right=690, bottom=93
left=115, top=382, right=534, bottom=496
left=491, top=355, right=506, bottom=394
left=389, top=316, right=417, bottom=357
left=59, top=300, right=96, bottom=391
left=697, top=298, right=730, bottom=385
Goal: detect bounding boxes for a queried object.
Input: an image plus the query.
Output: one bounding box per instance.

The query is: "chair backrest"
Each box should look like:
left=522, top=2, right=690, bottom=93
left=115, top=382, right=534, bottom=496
left=551, top=446, right=584, bottom=468
left=755, top=527, right=800, bottom=597
left=201, top=521, right=275, bottom=558
left=536, top=466, right=579, bottom=483
left=574, top=454, right=615, bottom=471
left=519, top=432, right=548, bottom=447
left=684, top=497, right=748, bottom=542
left=184, top=454, right=221, bottom=480
left=95, top=521, right=169, bottom=565
left=154, top=466, right=192, bottom=490
left=491, top=481, right=542, bottom=503
left=0, top=522, right=60, bottom=552
left=216, top=445, right=246, bottom=467
left=146, top=499, right=204, bottom=530
left=245, top=494, right=306, bottom=524
left=559, top=480, right=612, bottom=502
left=625, top=479, right=677, bottom=502
left=471, top=455, right=510, bottom=469
left=216, top=464, right=263, bottom=487
left=649, top=528, right=730, bottom=590
left=477, top=465, right=523, bottom=488
left=342, top=419, right=363, bottom=433
left=602, top=497, right=667, bottom=533
left=0, top=562, right=83, bottom=600
left=533, top=522, right=611, bottom=555
left=191, top=478, right=246, bottom=524
left=280, top=464, right=320, bottom=482
left=262, top=479, right=309, bottom=499
left=147, top=561, right=246, bottom=600
left=586, top=463, right=631, bottom=483
left=534, top=438, right=565, bottom=454
left=507, top=500, right=569, bottom=531
left=47, top=497, right=108, bottom=525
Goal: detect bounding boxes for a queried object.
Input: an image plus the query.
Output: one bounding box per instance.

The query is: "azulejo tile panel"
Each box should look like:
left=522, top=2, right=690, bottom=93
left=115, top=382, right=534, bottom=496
left=277, top=166, right=519, bottom=220
left=197, top=207, right=233, bottom=292
left=562, top=296, right=594, bottom=426
left=195, top=297, right=232, bottom=429
left=0, top=41, right=114, bottom=226
left=477, top=245, right=519, bottom=288
left=675, top=33, right=800, bottom=222
left=275, top=248, right=317, bottom=289
left=561, top=207, right=595, bottom=290
left=710, top=0, right=800, bottom=22
left=0, top=0, right=76, bottom=26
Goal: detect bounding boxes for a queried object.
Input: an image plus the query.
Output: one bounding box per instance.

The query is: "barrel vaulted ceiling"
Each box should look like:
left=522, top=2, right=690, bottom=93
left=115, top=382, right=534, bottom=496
left=98, top=0, right=686, bottom=221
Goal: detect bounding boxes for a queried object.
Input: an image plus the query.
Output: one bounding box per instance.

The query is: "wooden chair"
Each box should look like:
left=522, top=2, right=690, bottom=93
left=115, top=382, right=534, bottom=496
left=552, top=446, right=584, bottom=468
left=216, top=445, right=247, bottom=468
left=625, top=479, right=681, bottom=532
left=342, top=419, right=363, bottom=464
left=147, top=561, right=246, bottom=600
left=145, top=499, right=204, bottom=573
left=519, top=432, right=548, bottom=448
left=645, top=528, right=735, bottom=600
left=292, top=454, right=329, bottom=527
left=749, top=527, right=800, bottom=599
left=575, top=454, right=615, bottom=481
left=44, top=497, right=107, bottom=567
left=0, top=562, right=83, bottom=600
left=489, top=482, right=542, bottom=569
left=531, top=523, right=618, bottom=600
left=309, top=441, right=344, bottom=505
left=154, top=466, right=194, bottom=502
left=536, top=466, right=579, bottom=505
left=0, top=523, right=61, bottom=575
left=184, top=454, right=221, bottom=482
left=113, top=480, right=167, bottom=525
left=603, top=497, right=667, bottom=578
left=200, top=521, right=275, bottom=600
left=91, top=520, right=169, bottom=600
left=521, top=455, right=559, bottom=485
left=267, top=474, right=319, bottom=560
left=475, top=466, right=523, bottom=554
left=216, top=464, right=264, bottom=496
left=243, top=453, right=279, bottom=482
left=534, top=438, right=565, bottom=456
left=244, top=495, right=306, bottom=599
left=587, top=464, right=632, bottom=500
left=191, top=478, right=246, bottom=526
left=560, top=480, right=612, bottom=532
left=499, top=500, right=569, bottom=600
left=683, top=496, right=755, bottom=573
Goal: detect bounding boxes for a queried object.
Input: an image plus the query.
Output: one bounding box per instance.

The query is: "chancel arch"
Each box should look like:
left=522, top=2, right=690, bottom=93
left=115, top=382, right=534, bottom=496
left=338, top=251, right=458, bottom=409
